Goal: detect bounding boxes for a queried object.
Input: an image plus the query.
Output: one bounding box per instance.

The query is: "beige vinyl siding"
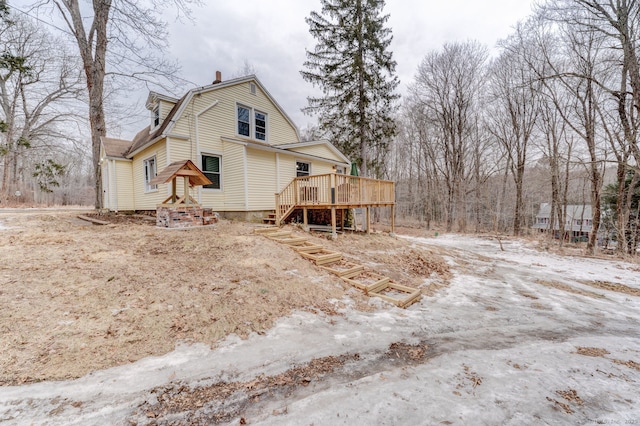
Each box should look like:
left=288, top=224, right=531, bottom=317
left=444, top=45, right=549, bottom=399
left=168, top=136, right=193, bottom=164
left=171, top=81, right=299, bottom=153
left=159, top=99, right=175, bottom=122
left=286, top=144, right=345, bottom=162
left=277, top=154, right=297, bottom=192
left=246, top=149, right=277, bottom=210
left=221, top=142, right=245, bottom=210
left=114, top=160, right=134, bottom=210
left=308, top=161, right=334, bottom=176
left=131, top=140, right=167, bottom=210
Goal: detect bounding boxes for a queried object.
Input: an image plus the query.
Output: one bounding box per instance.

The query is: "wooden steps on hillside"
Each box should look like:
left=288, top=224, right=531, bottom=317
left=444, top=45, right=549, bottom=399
left=253, top=226, right=421, bottom=309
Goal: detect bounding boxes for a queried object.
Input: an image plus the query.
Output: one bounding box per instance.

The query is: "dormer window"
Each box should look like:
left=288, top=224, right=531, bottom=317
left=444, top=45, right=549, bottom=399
left=152, top=105, right=160, bottom=128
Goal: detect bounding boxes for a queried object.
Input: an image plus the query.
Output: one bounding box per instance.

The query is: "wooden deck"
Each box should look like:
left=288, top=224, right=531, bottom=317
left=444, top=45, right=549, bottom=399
left=275, top=173, right=395, bottom=235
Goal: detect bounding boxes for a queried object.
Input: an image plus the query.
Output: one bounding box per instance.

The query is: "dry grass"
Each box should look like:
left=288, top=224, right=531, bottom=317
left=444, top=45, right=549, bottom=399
left=0, top=212, right=450, bottom=386
left=535, top=279, right=606, bottom=300
left=577, top=280, right=640, bottom=297
left=574, top=347, right=610, bottom=357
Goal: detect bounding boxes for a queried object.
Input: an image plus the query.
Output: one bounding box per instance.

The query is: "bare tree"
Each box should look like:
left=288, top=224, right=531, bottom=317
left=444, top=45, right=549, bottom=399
left=488, top=26, right=542, bottom=235
left=0, top=12, right=84, bottom=202
left=39, top=0, right=198, bottom=209
left=411, top=41, right=489, bottom=232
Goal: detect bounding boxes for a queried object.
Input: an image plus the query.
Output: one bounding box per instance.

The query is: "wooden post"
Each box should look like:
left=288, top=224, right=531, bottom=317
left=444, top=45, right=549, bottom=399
left=340, top=209, right=345, bottom=231
left=275, top=193, right=280, bottom=226
left=171, top=179, right=177, bottom=203
left=331, top=207, right=337, bottom=239
left=303, top=207, right=308, bottom=231
left=184, top=176, right=189, bottom=205
left=366, top=206, right=371, bottom=234
left=390, top=205, right=396, bottom=235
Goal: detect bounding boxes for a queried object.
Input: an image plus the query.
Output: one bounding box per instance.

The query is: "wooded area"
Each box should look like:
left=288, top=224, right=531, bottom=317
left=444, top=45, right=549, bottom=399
left=1, top=0, right=639, bottom=254
left=385, top=1, right=640, bottom=255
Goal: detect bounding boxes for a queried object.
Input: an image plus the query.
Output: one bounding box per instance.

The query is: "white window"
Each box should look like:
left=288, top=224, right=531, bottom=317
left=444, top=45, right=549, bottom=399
left=144, top=156, right=157, bottom=192
left=202, top=154, right=221, bottom=190
left=335, top=166, right=346, bottom=174
left=237, top=105, right=250, bottom=137
left=255, top=111, right=266, bottom=140
left=152, top=105, right=160, bottom=128
left=237, top=104, right=268, bottom=141
left=296, top=161, right=310, bottom=177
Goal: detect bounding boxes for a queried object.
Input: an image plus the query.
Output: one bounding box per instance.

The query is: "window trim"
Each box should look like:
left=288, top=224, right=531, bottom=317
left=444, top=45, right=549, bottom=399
left=201, top=153, right=222, bottom=191
left=236, top=103, right=268, bottom=142
left=152, top=105, right=160, bottom=129
left=254, top=110, right=267, bottom=141
left=237, top=104, right=251, bottom=137
left=296, top=160, right=311, bottom=177
left=143, top=155, right=157, bottom=193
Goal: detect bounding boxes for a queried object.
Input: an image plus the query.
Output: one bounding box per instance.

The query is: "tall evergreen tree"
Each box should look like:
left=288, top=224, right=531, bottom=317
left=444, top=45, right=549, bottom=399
left=302, top=0, right=399, bottom=177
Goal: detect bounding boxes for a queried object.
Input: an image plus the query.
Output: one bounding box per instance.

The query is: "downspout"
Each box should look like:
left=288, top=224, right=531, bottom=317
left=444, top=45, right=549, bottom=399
left=166, top=137, right=172, bottom=200
left=243, top=145, right=249, bottom=210
left=111, top=159, right=118, bottom=212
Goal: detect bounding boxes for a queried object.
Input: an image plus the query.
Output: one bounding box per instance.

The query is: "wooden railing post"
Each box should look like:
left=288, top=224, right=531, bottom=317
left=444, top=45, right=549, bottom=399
left=275, top=193, right=280, bottom=225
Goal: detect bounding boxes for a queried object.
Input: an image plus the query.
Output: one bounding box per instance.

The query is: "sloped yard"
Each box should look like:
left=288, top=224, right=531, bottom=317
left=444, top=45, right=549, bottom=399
left=1, top=212, right=639, bottom=425
left=0, top=211, right=449, bottom=385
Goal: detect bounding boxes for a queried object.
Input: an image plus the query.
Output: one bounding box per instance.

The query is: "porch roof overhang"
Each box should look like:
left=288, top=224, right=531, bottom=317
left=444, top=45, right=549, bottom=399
left=220, top=136, right=350, bottom=167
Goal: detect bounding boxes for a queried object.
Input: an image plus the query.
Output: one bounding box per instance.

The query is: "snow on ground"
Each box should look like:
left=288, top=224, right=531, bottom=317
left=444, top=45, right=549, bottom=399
left=1, top=234, right=640, bottom=425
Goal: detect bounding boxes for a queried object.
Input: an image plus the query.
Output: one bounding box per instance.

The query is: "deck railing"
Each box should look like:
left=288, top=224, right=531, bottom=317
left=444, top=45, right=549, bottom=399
left=275, top=173, right=395, bottom=225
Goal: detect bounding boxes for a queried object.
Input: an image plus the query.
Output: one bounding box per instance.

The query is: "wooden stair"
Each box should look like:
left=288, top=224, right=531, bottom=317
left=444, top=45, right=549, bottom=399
left=262, top=211, right=277, bottom=225
left=254, top=227, right=421, bottom=308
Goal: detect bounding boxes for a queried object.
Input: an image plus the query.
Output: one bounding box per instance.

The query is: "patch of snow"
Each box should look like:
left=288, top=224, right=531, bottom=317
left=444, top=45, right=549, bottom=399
left=1, top=234, right=639, bottom=425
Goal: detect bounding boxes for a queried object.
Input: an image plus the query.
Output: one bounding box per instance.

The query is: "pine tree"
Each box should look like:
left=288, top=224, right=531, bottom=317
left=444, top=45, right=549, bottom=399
left=301, top=0, right=399, bottom=177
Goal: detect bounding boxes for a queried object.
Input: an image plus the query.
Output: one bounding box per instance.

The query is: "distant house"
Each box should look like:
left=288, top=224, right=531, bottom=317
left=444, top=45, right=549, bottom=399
left=99, top=73, right=352, bottom=220
left=532, top=203, right=594, bottom=240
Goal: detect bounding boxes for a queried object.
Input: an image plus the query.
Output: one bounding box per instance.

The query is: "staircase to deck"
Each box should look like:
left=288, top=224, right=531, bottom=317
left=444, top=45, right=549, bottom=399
left=274, top=173, right=396, bottom=228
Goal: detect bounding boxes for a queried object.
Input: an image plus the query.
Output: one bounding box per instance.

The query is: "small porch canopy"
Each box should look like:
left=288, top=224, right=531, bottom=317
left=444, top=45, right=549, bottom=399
left=149, top=159, right=211, bottom=206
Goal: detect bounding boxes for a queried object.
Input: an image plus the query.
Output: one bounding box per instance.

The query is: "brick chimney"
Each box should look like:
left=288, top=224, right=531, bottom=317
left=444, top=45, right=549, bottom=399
left=213, top=71, right=222, bottom=84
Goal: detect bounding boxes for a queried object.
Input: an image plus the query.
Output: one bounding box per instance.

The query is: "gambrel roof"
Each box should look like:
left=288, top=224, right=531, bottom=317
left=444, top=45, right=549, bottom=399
left=106, top=75, right=300, bottom=159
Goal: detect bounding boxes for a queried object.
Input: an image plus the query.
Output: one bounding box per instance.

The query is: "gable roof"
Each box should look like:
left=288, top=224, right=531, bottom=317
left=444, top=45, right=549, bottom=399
left=149, top=160, right=212, bottom=187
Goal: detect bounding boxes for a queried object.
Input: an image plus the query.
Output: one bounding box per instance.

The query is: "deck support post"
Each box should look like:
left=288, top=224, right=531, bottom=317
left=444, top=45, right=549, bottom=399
left=331, top=207, right=337, bottom=240
left=390, top=205, right=396, bottom=236
left=303, top=207, right=308, bottom=231
left=366, top=206, right=371, bottom=234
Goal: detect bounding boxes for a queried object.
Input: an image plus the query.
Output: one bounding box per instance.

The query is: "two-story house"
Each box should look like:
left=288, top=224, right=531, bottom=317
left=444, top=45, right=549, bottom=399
left=99, top=73, right=351, bottom=221
left=532, top=203, right=593, bottom=241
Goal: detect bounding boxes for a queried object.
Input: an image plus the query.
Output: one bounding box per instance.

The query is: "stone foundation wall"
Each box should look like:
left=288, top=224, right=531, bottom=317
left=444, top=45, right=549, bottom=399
left=156, top=206, right=219, bottom=228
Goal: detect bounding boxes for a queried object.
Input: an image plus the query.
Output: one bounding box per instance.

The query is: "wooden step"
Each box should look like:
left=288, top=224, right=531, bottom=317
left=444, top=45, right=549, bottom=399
left=299, top=249, right=343, bottom=265
left=293, top=242, right=325, bottom=252
left=367, top=282, right=422, bottom=308
left=270, top=236, right=308, bottom=246
left=254, top=227, right=280, bottom=234
left=341, top=270, right=389, bottom=292
left=319, top=260, right=365, bottom=277
left=265, top=230, right=292, bottom=239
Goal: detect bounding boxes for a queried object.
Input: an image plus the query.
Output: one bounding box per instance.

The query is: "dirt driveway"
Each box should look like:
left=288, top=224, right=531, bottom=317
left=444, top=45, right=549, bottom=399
left=1, top=212, right=639, bottom=425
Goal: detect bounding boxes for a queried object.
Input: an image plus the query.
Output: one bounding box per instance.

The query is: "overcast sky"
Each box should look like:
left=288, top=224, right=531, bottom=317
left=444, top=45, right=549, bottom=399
left=157, top=0, right=537, bottom=139
left=15, top=0, right=538, bottom=139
